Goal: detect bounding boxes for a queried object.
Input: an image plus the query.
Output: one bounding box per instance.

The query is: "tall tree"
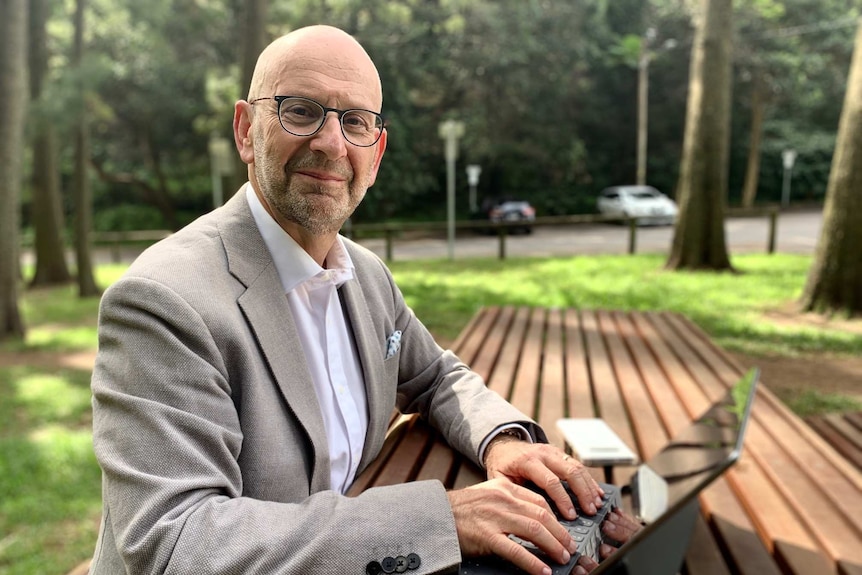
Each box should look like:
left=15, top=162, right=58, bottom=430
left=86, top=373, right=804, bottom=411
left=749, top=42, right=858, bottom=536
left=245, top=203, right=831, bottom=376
left=232, top=0, right=268, bottom=193
left=29, top=0, right=72, bottom=287
left=740, top=71, right=768, bottom=208
left=71, top=0, right=99, bottom=297
left=800, top=17, right=862, bottom=316
left=0, top=0, right=29, bottom=340
left=666, top=0, right=733, bottom=270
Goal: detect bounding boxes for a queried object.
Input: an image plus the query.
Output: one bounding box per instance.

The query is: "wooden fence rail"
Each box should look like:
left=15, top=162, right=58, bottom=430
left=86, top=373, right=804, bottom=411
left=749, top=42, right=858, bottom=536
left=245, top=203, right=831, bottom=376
left=346, top=206, right=779, bottom=261
left=83, top=207, right=780, bottom=263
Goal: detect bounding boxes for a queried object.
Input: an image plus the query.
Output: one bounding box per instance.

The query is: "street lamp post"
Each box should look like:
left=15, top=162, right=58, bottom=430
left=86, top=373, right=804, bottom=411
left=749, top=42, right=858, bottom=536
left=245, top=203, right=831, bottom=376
left=636, top=29, right=676, bottom=186
left=466, top=164, right=482, bottom=213
left=636, top=49, right=650, bottom=186
left=439, top=119, right=464, bottom=261
left=208, top=134, right=234, bottom=209
left=781, top=149, right=798, bottom=208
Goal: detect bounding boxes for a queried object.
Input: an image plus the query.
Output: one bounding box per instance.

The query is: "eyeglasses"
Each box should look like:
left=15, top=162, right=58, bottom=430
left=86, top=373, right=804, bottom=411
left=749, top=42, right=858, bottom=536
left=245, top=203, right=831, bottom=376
left=249, top=95, right=385, bottom=147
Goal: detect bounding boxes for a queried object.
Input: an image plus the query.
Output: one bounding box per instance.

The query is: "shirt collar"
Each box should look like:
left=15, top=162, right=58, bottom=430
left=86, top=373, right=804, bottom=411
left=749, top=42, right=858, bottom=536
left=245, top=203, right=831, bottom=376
left=245, top=184, right=355, bottom=293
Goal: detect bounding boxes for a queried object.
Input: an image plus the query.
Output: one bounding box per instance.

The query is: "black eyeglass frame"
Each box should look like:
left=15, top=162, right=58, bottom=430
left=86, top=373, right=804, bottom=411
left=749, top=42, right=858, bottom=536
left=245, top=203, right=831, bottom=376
left=249, top=95, right=386, bottom=148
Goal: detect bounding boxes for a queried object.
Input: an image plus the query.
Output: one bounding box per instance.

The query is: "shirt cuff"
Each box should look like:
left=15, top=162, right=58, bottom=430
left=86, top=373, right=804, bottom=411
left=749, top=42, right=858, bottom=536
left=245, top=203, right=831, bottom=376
left=478, top=424, right=533, bottom=467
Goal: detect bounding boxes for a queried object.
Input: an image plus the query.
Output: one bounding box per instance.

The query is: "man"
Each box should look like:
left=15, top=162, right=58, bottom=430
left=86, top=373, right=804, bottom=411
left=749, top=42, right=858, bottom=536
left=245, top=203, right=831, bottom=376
left=90, top=25, right=607, bottom=575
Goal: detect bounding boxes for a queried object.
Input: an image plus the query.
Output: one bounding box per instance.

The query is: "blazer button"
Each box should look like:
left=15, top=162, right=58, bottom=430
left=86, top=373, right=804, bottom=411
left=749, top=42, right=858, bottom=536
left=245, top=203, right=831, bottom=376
left=394, top=555, right=408, bottom=573
left=406, top=553, right=421, bottom=570
left=381, top=556, right=397, bottom=573
left=366, top=561, right=383, bottom=575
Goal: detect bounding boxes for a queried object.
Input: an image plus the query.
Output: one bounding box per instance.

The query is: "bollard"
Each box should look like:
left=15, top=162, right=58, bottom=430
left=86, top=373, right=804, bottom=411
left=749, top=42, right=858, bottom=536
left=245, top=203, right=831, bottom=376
left=768, top=210, right=777, bottom=254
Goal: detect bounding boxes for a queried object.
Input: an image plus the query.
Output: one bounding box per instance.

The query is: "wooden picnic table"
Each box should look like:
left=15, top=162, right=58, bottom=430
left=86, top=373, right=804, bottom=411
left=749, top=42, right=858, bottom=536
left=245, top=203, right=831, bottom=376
left=350, top=306, right=862, bottom=575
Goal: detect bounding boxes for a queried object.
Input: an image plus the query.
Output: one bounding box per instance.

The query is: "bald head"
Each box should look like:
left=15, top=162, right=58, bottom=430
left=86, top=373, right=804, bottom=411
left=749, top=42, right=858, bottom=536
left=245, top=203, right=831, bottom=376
left=249, top=25, right=383, bottom=109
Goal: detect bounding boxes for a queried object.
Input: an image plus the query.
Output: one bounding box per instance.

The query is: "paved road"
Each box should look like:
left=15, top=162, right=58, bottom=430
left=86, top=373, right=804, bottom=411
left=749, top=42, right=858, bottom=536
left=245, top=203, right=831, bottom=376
left=355, top=210, right=823, bottom=261
left=22, top=210, right=822, bottom=266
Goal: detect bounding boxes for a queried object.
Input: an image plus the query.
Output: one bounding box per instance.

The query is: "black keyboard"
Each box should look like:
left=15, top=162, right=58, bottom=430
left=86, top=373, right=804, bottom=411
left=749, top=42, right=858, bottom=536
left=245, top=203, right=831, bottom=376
left=459, top=481, right=621, bottom=575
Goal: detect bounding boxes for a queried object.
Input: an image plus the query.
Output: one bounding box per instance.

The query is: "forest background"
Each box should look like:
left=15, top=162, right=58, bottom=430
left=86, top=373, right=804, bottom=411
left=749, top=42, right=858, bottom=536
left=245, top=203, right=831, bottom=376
left=12, top=0, right=861, bottom=235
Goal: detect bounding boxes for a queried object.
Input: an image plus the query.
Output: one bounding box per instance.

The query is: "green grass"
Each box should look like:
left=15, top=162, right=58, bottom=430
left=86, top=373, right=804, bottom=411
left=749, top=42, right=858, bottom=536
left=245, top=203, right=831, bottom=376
left=0, top=266, right=124, bottom=575
left=390, top=253, right=861, bottom=358
left=1, top=254, right=860, bottom=575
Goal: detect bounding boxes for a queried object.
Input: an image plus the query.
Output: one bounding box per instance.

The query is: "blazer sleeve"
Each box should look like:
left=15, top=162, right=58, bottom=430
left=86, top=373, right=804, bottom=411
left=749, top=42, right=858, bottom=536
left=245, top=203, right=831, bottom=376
left=91, top=275, right=462, bottom=575
left=349, top=249, right=547, bottom=466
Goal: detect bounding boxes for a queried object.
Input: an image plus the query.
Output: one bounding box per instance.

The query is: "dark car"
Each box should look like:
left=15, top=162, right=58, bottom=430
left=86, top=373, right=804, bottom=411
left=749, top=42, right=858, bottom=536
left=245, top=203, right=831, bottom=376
left=473, top=199, right=536, bottom=234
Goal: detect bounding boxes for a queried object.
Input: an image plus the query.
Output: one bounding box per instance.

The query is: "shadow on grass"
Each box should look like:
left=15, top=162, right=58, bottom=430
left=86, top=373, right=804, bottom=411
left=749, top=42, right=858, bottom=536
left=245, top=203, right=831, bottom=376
left=0, top=365, right=101, bottom=575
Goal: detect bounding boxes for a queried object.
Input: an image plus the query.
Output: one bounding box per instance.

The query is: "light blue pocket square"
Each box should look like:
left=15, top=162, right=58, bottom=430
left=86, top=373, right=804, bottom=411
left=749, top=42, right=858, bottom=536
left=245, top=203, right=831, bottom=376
left=385, top=330, right=402, bottom=359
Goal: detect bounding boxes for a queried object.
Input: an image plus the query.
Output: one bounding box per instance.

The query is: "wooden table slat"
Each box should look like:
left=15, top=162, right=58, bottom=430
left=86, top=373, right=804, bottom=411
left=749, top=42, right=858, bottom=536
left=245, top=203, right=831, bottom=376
left=603, top=311, right=669, bottom=462
left=683, top=514, right=734, bottom=575
left=485, top=306, right=530, bottom=400
left=563, top=309, right=595, bottom=420
left=509, top=307, right=545, bottom=419
left=697, top=479, right=784, bottom=575
left=807, top=416, right=862, bottom=471
left=825, top=414, right=862, bottom=450
left=449, top=304, right=496, bottom=366
left=538, top=308, right=567, bottom=449
left=467, top=306, right=513, bottom=383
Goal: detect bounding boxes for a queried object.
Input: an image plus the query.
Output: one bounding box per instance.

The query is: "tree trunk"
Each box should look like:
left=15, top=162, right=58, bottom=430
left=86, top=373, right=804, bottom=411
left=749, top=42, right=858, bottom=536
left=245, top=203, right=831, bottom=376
left=0, top=0, right=29, bottom=340
left=666, top=0, right=733, bottom=271
left=741, top=73, right=765, bottom=209
left=232, top=0, right=268, bottom=192
left=29, top=0, right=72, bottom=287
left=800, top=18, right=862, bottom=317
left=72, top=0, right=100, bottom=297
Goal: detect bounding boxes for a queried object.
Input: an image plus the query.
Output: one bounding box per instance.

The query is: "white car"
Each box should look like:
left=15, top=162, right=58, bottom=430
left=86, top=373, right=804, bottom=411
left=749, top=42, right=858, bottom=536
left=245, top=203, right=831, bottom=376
left=597, top=185, right=678, bottom=225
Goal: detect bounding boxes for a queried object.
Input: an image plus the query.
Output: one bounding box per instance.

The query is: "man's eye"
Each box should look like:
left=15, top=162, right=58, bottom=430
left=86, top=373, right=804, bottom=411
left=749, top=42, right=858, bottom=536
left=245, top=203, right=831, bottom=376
left=342, top=112, right=372, bottom=130
left=282, top=104, right=321, bottom=123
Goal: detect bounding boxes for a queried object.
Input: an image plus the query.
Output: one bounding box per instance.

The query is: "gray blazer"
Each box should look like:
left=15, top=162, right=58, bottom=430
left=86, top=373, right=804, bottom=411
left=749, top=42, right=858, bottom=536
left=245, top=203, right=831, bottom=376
left=90, top=189, right=543, bottom=575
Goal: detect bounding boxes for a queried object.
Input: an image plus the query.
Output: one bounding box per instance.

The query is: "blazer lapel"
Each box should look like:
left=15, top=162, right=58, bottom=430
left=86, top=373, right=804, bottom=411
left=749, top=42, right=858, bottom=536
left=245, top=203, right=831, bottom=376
left=338, top=278, right=390, bottom=474
left=219, top=189, right=331, bottom=493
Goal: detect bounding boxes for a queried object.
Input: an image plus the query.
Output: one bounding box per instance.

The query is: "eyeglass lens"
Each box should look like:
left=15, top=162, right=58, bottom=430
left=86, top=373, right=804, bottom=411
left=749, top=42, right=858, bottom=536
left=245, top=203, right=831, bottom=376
left=278, top=97, right=382, bottom=146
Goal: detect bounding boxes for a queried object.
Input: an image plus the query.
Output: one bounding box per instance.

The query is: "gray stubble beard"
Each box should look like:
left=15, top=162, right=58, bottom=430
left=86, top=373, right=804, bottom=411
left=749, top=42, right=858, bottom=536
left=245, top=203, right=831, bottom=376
left=254, top=146, right=370, bottom=236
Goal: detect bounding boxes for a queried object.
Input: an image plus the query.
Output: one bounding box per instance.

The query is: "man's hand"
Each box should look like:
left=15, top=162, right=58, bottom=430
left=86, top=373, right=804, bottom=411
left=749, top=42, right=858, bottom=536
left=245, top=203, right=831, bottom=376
left=483, top=437, right=604, bottom=520
left=572, top=510, right=644, bottom=574
left=447, top=478, right=578, bottom=575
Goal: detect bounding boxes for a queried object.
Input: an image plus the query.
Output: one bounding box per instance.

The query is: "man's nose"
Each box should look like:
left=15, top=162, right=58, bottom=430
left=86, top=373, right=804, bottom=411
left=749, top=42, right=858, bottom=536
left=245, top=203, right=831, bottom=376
left=308, top=113, right=348, bottom=159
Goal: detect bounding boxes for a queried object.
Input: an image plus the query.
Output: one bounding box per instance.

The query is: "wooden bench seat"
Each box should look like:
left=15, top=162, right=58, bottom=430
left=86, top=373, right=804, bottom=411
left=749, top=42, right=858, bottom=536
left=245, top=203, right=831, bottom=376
left=806, top=412, right=862, bottom=472
left=351, top=306, right=862, bottom=575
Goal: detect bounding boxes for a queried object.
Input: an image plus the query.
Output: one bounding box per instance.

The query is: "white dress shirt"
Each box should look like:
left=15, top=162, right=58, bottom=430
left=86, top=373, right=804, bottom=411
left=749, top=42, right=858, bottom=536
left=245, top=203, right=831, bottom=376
left=246, top=185, right=368, bottom=493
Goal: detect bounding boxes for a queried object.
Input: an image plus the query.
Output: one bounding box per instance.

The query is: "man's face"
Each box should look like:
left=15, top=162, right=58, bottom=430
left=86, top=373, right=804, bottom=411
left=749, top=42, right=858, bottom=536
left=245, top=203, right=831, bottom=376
left=247, top=43, right=386, bottom=237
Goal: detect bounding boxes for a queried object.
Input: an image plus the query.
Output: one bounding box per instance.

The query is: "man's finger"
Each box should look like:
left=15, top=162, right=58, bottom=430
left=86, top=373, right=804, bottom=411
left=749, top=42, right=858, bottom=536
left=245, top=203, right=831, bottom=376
left=537, top=453, right=603, bottom=517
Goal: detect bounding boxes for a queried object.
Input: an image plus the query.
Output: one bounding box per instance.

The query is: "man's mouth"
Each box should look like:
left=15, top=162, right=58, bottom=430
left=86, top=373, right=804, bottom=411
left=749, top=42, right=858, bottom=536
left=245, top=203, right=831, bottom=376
left=295, top=169, right=348, bottom=183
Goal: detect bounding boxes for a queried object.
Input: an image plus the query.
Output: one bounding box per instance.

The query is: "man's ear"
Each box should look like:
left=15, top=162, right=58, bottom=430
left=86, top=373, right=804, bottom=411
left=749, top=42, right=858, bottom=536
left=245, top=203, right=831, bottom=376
left=366, top=128, right=387, bottom=187
left=233, top=101, right=255, bottom=165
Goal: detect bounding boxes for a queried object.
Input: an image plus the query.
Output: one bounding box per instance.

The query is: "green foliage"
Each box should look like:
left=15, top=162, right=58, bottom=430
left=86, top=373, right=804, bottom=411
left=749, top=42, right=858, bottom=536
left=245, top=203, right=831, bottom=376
left=93, top=203, right=167, bottom=232
left=26, top=0, right=861, bottom=227
left=730, top=0, right=859, bottom=203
